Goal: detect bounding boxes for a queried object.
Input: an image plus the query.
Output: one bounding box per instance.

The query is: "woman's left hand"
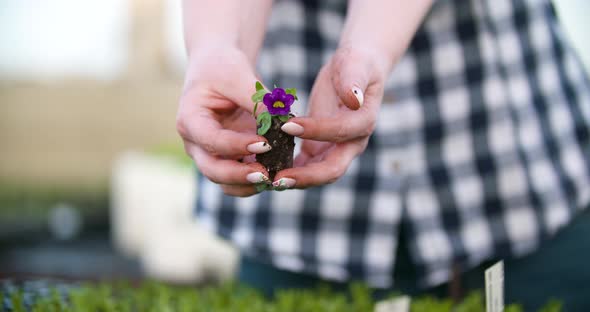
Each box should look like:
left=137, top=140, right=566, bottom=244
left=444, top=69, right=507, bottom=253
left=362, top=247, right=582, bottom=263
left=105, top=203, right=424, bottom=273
left=271, top=46, right=387, bottom=190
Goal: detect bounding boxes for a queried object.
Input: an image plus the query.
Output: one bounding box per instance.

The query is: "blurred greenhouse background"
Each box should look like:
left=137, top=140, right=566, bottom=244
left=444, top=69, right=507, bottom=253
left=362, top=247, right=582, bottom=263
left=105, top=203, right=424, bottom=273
left=0, top=0, right=239, bottom=283
left=0, top=0, right=588, bottom=284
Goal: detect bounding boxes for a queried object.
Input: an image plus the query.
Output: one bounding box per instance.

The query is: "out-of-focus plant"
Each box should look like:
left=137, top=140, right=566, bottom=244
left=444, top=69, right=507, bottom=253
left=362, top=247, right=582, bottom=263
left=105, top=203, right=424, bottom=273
left=4, top=281, right=561, bottom=312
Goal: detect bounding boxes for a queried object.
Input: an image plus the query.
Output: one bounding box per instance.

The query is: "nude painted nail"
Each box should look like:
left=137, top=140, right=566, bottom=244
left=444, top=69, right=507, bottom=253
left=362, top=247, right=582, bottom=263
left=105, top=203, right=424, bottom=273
left=272, top=178, right=296, bottom=189
left=352, top=86, right=364, bottom=107
left=247, top=142, right=272, bottom=154
left=281, top=122, right=304, bottom=136
left=246, top=172, right=269, bottom=184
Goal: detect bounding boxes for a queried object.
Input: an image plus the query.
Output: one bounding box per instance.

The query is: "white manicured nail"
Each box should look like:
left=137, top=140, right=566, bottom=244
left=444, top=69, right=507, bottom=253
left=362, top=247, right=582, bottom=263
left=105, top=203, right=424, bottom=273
left=246, top=172, right=269, bottom=184
left=352, top=87, right=364, bottom=107
left=247, top=142, right=272, bottom=154
left=272, top=178, right=296, bottom=189
left=281, top=122, right=304, bottom=136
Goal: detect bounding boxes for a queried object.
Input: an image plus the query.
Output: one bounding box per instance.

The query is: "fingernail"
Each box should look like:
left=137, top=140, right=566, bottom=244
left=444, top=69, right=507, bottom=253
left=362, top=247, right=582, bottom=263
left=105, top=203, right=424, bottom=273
left=247, top=172, right=269, bottom=184
left=247, top=142, right=272, bottom=154
left=281, top=122, right=304, bottom=136
left=352, top=87, right=364, bottom=107
left=272, top=178, right=296, bottom=190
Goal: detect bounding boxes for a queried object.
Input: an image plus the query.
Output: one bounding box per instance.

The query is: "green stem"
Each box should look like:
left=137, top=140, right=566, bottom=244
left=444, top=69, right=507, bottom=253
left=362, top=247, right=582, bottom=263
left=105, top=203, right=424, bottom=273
left=253, top=102, right=259, bottom=118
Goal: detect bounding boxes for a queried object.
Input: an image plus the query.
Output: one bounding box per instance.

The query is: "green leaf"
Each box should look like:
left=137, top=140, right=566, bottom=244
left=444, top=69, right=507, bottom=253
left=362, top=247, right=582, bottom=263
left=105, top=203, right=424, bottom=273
left=278, top=115, right=290, bottom=122
left=255, top=183, right=269, bottom=193
left=251, top=89, right=268, bottom=103
left=255, top=81, right=264, bottom=91
left=256, top=112, right=272, bottom=135
left=285, top=88, right=298, bottom=100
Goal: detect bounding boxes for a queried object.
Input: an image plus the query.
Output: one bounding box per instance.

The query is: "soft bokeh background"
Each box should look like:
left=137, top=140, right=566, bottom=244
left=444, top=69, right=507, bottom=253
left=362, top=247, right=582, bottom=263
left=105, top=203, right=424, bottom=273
left=0, top=0, right=588, bottom=284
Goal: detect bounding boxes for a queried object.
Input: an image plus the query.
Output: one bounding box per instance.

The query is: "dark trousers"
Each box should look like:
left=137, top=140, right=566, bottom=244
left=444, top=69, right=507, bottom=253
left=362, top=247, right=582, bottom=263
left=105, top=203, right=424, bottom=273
left=239, top=210, right=590, bottom=311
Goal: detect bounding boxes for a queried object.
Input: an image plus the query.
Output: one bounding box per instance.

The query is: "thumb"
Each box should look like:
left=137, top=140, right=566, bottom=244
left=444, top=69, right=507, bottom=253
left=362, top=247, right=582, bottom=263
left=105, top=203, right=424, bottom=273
left=222, top=57, right=261, bottom=114
left=330, top=48, right=371, bottom=111
left=185, top=49, right=261, bottom=114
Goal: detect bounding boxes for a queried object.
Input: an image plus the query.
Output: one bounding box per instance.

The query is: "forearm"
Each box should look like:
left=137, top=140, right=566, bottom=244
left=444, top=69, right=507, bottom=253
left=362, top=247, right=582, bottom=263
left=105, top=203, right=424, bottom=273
left=340, top=0, right=433, bottom=77
left=238, top=1, right=274, bottom=63
left=183, top=0, right=273, bottom=63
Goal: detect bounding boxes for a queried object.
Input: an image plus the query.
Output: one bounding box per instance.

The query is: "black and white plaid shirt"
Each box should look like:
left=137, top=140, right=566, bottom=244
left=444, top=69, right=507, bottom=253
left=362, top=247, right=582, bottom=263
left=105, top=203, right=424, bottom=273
left=196, top=0, right=590, bottom=288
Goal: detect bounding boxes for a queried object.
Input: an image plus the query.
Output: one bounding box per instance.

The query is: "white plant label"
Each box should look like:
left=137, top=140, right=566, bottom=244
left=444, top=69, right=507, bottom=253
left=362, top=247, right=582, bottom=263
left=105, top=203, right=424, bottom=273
left=485, top=260, right=504, bottom=312
left=374, top=296, right=410, bottom=312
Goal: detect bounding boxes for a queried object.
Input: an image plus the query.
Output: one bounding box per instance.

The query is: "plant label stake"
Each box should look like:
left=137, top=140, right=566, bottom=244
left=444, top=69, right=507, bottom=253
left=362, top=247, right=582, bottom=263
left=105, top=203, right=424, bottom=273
left=485, top=260, right=504, bottom=312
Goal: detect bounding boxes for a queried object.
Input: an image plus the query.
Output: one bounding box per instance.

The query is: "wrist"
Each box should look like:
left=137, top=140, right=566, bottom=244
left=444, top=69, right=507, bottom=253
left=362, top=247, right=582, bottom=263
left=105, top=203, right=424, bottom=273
left=186, top=41, right=240, bottom=62
left=183, top=47, right=253, bottom=92
left=339, top=1, right=433, bottom=79
left=187, top=45, right=249, bottom=69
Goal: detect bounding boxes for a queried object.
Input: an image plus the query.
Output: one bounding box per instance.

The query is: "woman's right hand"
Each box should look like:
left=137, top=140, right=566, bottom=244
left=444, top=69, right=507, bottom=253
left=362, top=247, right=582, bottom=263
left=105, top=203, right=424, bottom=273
left=176, top=48, right=271, bottom=197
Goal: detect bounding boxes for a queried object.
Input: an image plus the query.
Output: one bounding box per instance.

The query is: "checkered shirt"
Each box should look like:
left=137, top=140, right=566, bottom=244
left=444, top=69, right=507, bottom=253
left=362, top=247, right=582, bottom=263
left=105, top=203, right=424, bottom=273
left=195, top=0, right=590, bottom=288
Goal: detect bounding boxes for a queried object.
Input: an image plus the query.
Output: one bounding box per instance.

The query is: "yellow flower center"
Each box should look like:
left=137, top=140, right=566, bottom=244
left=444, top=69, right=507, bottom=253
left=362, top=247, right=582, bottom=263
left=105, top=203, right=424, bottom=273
left=273, top=101, right=285, bottom=108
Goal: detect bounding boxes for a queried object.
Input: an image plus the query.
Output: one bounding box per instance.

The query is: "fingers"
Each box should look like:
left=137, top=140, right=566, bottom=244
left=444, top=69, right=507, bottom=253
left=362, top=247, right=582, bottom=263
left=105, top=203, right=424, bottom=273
left=177, top=110, right=271, bottom=157
left=221, top=65, right=261, bottom=114
left=273, top=142, right=363, bottom=189
left=188, top=144, right=270, bottom=185
left=192, top=146, right=271, bottom=197
left=281, top=112, right=376, bottom=142
left=184, top=49, right=261, bottom=113
left=279, top=49, right=381, bottom=143
left=330, top=47, right=372, bottom=110
left=178, top=62, right=269, bottom=157
left=220, top=184, right=259, bottom=197
left=196, top=140, right=362, bottom=193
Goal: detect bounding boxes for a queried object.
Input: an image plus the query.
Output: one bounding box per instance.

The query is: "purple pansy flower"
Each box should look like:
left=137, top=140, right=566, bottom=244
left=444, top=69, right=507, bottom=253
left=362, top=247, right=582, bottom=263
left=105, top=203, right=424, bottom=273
left=263, top=88, right=294, bottom=115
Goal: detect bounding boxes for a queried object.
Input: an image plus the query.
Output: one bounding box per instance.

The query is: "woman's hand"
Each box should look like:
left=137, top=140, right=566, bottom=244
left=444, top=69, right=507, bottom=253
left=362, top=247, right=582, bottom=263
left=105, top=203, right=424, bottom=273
left=270, top=0, right=433, bottom=190
left=271, top=47, right=386, bottom=189
left=177, top=48, right=272, bottom=196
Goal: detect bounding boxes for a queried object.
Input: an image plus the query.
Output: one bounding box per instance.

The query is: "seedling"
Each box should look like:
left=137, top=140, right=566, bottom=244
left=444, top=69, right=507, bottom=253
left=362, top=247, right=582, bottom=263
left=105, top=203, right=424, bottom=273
left=251, top=81, right=298, bottom=188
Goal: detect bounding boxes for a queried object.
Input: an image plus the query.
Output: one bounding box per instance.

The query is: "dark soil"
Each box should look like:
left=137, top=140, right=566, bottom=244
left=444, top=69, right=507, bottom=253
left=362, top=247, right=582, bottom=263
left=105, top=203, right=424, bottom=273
left=256, top=116, right=295, bottom=181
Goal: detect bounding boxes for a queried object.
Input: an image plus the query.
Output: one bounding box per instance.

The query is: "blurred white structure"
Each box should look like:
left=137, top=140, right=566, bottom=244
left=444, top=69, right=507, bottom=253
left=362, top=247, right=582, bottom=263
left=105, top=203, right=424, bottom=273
left=164, top=0, right=187, bottom=74
left=111, top=152, right=238, bottom=283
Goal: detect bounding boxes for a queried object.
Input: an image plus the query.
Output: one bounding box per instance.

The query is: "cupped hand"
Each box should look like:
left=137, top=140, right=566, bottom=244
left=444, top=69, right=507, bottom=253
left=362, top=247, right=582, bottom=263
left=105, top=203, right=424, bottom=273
left=177, top=48, right=271, bottom=196
left=272, top=47, right=387, bottom=190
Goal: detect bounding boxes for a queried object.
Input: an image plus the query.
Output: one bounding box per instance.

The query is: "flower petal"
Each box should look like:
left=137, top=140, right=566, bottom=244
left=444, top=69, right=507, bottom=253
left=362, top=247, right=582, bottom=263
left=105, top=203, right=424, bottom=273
left=263, top=92, right=276, bottom=108
left=274, top=107, right=290, bottom=115
left=263, top=88, right=294, bottom=115
left=267, top=107, right=281, bottom=115
left=281, top=94, right=295, bottom=106
left=273, top=88, right=286, bottom=98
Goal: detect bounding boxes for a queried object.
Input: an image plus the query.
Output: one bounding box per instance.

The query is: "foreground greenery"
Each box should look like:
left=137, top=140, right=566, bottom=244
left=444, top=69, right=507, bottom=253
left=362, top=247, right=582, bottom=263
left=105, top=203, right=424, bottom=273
left=5, top=281, right=562, bottom=312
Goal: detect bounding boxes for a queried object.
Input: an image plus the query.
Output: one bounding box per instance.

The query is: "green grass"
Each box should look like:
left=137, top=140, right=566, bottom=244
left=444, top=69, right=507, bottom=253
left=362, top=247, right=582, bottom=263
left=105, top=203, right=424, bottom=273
left=4, top=281, right=561, bottom=312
